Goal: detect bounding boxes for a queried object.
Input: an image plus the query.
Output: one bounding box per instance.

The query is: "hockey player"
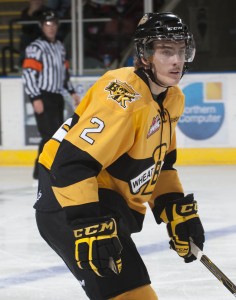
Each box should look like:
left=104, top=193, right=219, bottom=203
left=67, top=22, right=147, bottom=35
left=34, top=12, right=205, bottom=300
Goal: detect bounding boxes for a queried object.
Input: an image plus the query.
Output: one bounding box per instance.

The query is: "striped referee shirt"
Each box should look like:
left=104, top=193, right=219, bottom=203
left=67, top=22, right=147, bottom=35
left=22, top=36, right=75, bottom=101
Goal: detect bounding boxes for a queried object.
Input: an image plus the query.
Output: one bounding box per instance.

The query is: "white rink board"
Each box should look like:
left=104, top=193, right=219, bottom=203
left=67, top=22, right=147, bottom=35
left=0, top=73, right=236, bottom=149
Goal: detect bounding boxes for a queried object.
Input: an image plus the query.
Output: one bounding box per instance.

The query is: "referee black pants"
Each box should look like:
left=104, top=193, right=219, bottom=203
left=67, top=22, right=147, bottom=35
left=33, top=91, right=64, bottom=179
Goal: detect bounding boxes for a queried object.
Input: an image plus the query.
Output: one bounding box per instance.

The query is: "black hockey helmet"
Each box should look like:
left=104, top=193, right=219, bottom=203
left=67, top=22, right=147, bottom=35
left=134, top=12, right=195, bottom=63
left=39, top=10, right=59, bottom=25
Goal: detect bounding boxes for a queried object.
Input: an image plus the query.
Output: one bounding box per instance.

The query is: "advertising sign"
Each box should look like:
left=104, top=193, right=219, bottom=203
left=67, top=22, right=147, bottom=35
left=0, top=83, right=2, bottom=146
left=0, top=83, right=1, bottom=146
left=178, top=75, right=227, bottom=146
left=23, top=77, right=98, bottom=145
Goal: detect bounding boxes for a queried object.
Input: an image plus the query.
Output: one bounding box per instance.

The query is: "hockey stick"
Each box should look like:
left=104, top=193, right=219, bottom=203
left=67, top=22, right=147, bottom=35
left=190, top=240, right=236, bottom=297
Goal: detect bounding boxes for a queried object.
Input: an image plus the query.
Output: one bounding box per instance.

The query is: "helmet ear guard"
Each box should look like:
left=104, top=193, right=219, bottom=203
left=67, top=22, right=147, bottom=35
left=184, top=35, right=196, bottom=62
left=143, top=41, right=155, bottom=59
left=135, top=40, right=155, bottom=62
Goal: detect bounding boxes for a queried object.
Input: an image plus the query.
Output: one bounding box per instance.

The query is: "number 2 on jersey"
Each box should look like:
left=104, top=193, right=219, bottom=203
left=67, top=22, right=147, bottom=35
left=80, top=117, right=105, bottom=144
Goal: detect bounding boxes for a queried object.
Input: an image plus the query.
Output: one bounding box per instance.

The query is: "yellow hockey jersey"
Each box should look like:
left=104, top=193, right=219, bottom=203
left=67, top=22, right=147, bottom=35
left=36, top=67, right=185, bottom=232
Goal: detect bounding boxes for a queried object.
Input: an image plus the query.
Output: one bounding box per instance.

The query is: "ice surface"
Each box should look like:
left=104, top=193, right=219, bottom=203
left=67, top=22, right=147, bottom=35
left=0, top=166, right=236, bottom=299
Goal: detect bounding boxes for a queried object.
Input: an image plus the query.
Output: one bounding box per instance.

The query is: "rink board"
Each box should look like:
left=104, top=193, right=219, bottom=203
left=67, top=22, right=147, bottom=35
left=1, top=148, right=236, bottom=166
left=1, top=73, right=236, bottom=166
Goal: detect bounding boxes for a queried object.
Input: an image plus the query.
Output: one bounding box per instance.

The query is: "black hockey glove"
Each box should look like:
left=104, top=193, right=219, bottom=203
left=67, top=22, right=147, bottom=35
left=154, top=194, right=205, bottom=263
left=72, top=217, right=123, bottom=277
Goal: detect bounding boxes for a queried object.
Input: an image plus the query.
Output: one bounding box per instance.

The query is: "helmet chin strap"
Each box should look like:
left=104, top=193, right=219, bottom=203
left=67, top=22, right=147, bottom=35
left=143, top=63, right=170, bottom=89
left=141, top=59, right=170, bottom=88
left=144, top=69, right=169, bottom=88
left=143, top=61, right=188, bottom=89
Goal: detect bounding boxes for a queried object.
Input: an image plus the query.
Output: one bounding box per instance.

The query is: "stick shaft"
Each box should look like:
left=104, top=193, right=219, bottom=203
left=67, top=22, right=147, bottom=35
left=190, top=241, right=236, bottom=297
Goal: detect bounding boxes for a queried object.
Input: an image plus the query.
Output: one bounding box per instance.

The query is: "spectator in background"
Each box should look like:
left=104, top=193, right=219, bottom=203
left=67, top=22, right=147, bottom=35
left=83, top=0, right=143, bottom=68
left=47, top=0, right=71, bottom=19
left=22, top=10, right=80, bottom=182
left=19, top=0, right=50, bottom=66
left=46, top=0, right=71, bottom=41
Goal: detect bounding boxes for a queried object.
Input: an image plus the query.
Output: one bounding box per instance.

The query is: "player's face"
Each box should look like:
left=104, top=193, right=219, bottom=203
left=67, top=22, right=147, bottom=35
left=151, top=40, right=186, bottom=86
left=42, top=21, right=58, bottom=42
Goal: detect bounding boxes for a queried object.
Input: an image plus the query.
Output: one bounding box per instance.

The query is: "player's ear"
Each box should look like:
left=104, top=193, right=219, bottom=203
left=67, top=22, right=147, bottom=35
left=141, top=57, right=149, bottom=66
left=141, top=57, right=152, bottom=69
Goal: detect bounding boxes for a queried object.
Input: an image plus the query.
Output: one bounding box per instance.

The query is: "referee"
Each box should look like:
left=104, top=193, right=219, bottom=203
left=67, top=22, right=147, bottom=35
left=22, top=10, right=80, bottom=181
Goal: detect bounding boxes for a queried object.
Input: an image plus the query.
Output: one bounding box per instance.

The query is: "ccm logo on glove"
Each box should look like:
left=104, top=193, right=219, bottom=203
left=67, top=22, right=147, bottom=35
left=72, top=217, right=123, bottom=277
left=154, top=194, right=205, bottom=263
left=74, top=220, right=115, bottom=238
left=179, top=202, right=198, bottom=214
